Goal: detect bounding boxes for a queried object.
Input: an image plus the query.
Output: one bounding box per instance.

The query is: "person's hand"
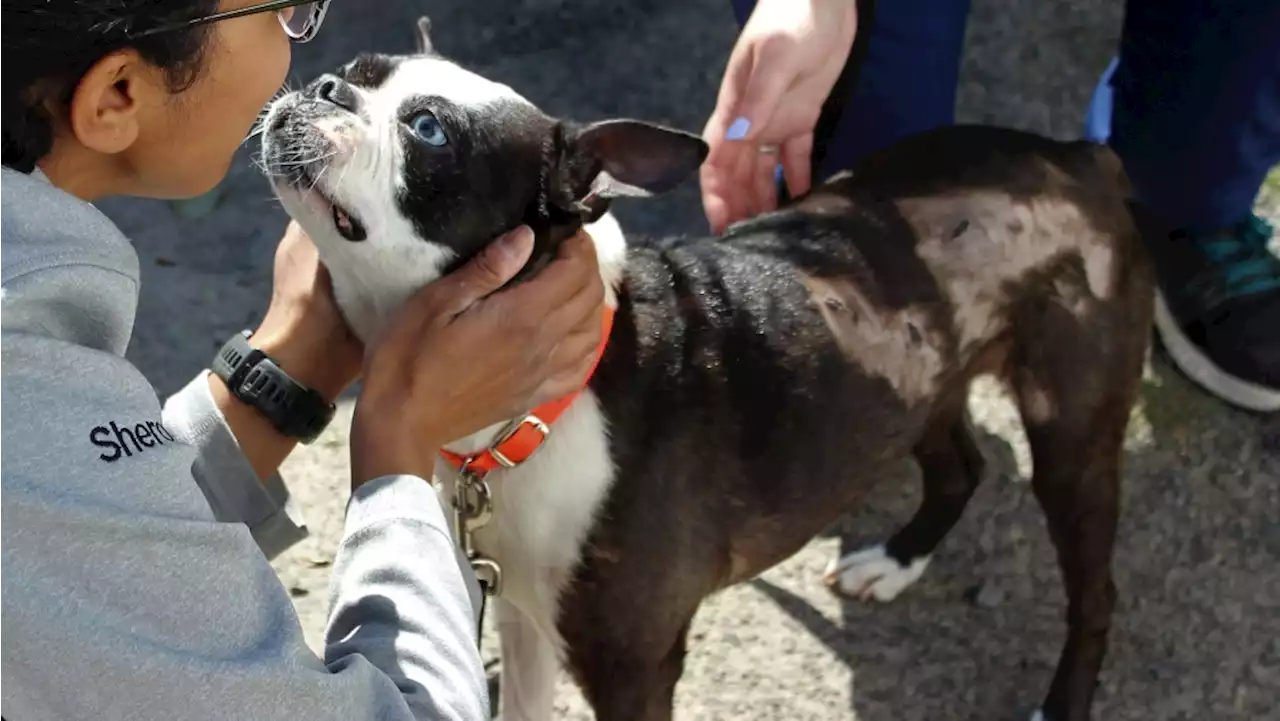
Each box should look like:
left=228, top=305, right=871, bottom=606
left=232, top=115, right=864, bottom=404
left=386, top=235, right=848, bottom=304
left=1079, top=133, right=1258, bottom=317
left=209, top=222, right=363, bottom=480
left=700, top=0, right=858, bottom=234
left=250, top=221, right=364, bottom=401
left=349, top=226, right=605, bottom=488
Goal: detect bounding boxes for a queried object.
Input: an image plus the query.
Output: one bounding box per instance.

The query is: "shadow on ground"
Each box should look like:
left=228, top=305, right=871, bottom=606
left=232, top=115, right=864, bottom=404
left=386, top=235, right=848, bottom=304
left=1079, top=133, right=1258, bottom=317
left=750, top=352, right=1279, bottom=720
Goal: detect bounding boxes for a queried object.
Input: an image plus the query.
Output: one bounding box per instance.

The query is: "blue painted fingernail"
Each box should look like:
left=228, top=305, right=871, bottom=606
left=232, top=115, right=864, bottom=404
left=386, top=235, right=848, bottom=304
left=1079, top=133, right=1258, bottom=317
left=725, top=116, right=751, bottom=140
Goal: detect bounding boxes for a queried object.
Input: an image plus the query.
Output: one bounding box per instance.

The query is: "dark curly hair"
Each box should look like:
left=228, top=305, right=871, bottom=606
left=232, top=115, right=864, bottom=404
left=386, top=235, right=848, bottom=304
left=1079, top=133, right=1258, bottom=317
left=2, top=0, right=220, bottom=173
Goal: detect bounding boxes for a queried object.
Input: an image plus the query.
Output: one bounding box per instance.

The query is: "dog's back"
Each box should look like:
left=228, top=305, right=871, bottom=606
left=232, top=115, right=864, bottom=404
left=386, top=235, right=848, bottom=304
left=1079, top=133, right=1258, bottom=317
left=559, top=125, right=1152, bottom=721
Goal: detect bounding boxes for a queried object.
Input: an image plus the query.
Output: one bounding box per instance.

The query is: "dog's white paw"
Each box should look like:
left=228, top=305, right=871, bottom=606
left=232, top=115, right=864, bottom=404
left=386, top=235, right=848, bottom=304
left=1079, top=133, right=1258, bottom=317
left=821, top=544, right=929, bottom=602
left=1028, top=710, right=1045, bottom=721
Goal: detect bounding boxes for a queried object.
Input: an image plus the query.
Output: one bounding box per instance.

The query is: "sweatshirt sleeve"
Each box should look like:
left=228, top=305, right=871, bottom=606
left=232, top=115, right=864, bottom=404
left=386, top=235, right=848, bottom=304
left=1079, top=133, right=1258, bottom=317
left=162, top=369, right=308, bottom=559
left=2, top=337, right=490, bottom=721
left=325, top=475, right=490, bottom=720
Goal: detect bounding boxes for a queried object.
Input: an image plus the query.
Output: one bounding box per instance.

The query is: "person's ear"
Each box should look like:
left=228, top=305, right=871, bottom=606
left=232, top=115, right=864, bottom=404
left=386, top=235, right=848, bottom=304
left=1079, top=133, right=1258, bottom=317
left=64, top=50, right=159, bottom=156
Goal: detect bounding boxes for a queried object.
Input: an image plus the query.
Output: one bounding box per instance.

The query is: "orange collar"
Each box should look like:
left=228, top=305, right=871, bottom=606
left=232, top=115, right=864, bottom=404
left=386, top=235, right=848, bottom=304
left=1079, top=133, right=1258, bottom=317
left=439, top=305, right=615, bottom=476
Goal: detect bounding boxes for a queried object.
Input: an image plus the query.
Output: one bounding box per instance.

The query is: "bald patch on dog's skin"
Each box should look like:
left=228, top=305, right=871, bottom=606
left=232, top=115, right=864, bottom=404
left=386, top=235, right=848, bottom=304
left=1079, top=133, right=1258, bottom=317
left=801, top=274, right=946, bottom=404
left=898, top=191, right=1115, bottom=352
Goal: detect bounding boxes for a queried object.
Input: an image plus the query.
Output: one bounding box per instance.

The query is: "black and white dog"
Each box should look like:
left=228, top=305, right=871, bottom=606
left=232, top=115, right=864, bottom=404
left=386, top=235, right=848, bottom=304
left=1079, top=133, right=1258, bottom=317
left=262, top=18, right=1153, bottom=721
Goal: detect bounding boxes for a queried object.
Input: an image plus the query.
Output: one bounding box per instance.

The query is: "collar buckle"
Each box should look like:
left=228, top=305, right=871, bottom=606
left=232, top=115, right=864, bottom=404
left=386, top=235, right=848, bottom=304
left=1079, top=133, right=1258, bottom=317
left=489, top=414, right=551, bottom=468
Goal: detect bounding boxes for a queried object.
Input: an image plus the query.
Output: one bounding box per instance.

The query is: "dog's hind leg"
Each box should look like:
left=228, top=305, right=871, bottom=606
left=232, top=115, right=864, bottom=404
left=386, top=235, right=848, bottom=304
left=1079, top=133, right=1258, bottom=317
left=824, top=396, right=986, bottom=601
left=1017, top=374, right=1130, bottom=721
left=497, top=599, right=559, bottom=721
left=1012, top=279, right=1149, bottom=721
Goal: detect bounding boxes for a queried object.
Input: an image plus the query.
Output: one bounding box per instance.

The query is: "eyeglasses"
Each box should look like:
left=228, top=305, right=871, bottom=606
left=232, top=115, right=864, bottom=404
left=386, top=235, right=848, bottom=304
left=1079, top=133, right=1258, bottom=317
left=127, top=0, right=331, bottom=44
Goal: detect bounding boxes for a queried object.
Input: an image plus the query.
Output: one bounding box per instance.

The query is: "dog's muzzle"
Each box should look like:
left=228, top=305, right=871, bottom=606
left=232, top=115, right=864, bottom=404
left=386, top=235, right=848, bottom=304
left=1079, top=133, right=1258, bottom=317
left=262, top=96, right=368, bottom=242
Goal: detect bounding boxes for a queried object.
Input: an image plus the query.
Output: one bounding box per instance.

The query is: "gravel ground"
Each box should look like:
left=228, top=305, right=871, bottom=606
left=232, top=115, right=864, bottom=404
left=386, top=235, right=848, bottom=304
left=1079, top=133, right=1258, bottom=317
left=98, top=0, right=1280, bottom=719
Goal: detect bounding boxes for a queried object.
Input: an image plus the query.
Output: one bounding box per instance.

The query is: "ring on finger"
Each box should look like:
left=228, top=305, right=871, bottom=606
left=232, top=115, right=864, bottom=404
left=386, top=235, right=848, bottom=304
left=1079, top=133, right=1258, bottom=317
left=757, top=144, right=780, bottom=155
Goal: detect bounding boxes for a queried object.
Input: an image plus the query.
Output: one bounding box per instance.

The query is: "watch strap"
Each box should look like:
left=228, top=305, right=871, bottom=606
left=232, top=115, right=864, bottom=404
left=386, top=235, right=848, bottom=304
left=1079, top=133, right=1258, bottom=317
left=212, top=331, right=335, bottom=444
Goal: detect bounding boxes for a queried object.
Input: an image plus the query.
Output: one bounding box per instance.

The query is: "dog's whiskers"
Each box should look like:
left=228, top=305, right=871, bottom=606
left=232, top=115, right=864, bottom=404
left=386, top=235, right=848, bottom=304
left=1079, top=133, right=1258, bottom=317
left=304, top=164, right=331, bottom=195
left=242, top=83, right=301, bottom=149
left=257, top=149, right=339, bottom=180
left=333, top=145, right=356, bottom=196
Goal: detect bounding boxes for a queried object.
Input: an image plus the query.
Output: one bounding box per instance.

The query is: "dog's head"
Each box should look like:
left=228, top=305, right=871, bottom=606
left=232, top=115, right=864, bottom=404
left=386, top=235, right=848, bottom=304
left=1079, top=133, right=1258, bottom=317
left=261, top=16, right=708, bottom=289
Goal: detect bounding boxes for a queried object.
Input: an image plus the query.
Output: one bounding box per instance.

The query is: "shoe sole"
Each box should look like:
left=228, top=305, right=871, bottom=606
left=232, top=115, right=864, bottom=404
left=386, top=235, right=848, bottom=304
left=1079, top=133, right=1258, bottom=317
left=1153, top=292, right=1280, bottom=413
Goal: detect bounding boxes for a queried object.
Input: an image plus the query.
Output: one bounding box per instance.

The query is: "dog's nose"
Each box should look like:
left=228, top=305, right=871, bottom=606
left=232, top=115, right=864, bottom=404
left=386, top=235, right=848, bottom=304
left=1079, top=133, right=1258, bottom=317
left=307, top=74, right=359, bottom=113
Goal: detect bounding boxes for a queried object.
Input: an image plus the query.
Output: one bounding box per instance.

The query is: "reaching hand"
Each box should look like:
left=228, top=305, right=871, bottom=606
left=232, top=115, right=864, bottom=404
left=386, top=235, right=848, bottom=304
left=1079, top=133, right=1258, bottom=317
left=700, top=0, right=858, bottom=234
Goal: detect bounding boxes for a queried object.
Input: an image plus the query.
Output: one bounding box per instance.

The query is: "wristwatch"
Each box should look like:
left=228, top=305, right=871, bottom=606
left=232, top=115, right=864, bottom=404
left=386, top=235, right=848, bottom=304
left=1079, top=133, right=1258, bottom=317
left=211, top=330, right=336, bottom=444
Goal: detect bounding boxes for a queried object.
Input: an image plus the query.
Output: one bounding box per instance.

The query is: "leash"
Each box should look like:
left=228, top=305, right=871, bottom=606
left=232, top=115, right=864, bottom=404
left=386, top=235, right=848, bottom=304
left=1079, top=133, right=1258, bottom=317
left=443, top=306, right=616, bottom=646
left=452, top=461, right=501, bottom=640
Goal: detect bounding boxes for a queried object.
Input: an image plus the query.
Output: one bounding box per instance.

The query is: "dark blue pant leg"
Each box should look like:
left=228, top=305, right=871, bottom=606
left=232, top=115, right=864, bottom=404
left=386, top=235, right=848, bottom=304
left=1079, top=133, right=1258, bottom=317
left=729, top=0, right=972, bottom=180
left=1108, top=0, right=1280, bottom=232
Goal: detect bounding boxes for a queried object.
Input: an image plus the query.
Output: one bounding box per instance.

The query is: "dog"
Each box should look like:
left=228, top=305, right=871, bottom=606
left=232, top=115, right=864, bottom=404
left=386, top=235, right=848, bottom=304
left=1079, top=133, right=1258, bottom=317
left=261, top=17, right=1153, bottom=721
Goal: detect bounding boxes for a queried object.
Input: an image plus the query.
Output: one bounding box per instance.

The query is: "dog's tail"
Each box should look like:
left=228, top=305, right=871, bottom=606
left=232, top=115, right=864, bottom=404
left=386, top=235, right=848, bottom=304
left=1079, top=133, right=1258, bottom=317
left=1076, top=141, right=1177, bottom=265
left=1061, top=139, right=1132, bottom=199
left=1062, top=140, right=1171, bottom=268
left=1086, top=142, right=1132, bottom=198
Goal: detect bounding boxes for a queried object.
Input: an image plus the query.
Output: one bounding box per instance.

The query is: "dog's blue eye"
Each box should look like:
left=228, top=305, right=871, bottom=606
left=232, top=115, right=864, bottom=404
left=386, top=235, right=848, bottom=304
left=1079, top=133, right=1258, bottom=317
left=411, top=112, right=448, bottom=147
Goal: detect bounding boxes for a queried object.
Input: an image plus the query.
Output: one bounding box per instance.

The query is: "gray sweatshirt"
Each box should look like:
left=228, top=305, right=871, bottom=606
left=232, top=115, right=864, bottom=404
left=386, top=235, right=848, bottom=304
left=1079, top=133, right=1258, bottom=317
left=1, top=166, right=488, bottom=721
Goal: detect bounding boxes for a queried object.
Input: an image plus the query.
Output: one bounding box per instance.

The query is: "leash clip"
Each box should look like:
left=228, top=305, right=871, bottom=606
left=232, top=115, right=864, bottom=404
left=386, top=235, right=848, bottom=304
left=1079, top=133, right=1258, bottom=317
left=452, top=463, right=503, bottom=644
left=470, top=558, right=504, bottom=597
left=452, top=464, right=503, bottom=598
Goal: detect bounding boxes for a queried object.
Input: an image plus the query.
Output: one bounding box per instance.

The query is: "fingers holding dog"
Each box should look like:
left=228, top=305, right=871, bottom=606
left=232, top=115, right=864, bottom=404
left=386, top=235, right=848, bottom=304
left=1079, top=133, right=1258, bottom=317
left=432, top=225, right=538, bottom=318
left=505, top=229, right=606, bottom=404
left=502, top=229, right=604, bottom=317
left=534, top=314, right=605, bottom=406
left=349, top=226, right=605, bottom=488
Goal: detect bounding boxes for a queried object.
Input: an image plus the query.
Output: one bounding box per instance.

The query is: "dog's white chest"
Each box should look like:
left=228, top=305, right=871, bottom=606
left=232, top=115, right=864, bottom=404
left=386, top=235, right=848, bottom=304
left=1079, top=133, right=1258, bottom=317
left=438, top=391, right=616, bottom=645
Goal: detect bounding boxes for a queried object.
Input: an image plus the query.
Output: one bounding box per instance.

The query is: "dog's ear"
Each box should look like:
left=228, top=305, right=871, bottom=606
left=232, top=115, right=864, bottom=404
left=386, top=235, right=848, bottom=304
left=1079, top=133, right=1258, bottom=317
left=519, top=120, right=703, bottom=285
left=414, top=15, right=434, bottom=54
left=557, top=119, right=709, bottom=203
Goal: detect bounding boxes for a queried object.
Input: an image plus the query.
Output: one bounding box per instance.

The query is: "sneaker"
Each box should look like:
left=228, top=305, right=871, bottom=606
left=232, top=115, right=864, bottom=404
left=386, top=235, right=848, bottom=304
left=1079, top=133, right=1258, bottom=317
left=1084, top=57, right=1280, bottom=413
left=1150, top=214, right=1280, bottom=413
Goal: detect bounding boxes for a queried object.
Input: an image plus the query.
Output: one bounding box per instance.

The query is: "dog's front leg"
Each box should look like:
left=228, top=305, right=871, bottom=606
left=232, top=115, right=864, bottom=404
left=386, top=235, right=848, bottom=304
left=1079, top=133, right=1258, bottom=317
left=497, top=598, right=559, bottom=721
